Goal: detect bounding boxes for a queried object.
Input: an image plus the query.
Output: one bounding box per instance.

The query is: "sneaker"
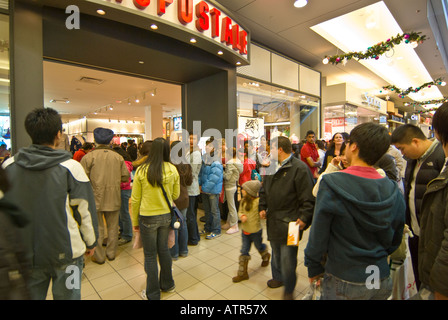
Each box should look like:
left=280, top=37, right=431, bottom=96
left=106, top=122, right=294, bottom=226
left=206, top=232, right=221, bottom=240
left=199, top=229, right=208, bottom=236
left=226, top=225, right=239, bottom=234
left=118, top=238, right=131, bottom=246
left=161, top=286, right=176, bottom=293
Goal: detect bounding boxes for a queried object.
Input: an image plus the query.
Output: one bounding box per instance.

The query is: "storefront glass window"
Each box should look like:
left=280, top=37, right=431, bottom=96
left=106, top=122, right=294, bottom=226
left=323, top=103, right=387, bottom=141
left=0, top=14, right=10, bottom=154
left=237, top=77, right=320, bottom=148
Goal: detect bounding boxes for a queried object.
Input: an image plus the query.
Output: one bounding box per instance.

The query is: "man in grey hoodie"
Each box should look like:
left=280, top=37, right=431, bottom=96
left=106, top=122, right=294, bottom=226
left=2, top=107, right=98, bottom=300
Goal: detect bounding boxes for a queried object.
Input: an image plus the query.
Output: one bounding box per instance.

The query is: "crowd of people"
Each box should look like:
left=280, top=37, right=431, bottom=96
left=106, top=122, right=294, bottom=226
left=1, top=104, right=447, bottom=301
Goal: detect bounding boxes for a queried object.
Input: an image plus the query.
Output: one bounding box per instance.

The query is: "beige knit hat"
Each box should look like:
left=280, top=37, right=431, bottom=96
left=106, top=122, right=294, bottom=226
left=242, top=180, right=261, bottom=198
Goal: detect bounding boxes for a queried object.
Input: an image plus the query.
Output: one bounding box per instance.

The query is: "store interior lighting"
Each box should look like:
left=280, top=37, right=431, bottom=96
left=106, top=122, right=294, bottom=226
left=311, top=1, right=444, bottom=103
left=294, top=0, right=308, bottom=8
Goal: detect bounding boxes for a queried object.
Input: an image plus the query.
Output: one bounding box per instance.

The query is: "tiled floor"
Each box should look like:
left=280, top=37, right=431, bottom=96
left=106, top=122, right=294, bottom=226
left=47, top=209, right=311, bottom=300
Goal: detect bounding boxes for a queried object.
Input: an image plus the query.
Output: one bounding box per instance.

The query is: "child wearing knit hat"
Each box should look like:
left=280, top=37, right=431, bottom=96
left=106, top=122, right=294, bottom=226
left=232, top=180, right=271, bottom=283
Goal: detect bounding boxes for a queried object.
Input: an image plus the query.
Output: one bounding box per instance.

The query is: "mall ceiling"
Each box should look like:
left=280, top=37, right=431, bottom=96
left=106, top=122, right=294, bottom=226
left=17, top=0, right=448, bottom=122
left=215, top=0, right=448, bottom=113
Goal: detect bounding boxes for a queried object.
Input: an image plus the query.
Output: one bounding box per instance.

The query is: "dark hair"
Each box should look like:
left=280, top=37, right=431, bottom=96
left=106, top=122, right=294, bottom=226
left=316, top=140, right=325, bottom=150
left=82, top=142, right=94, bottom=151
left=306, top=130, right=315, bottom=137
left=271, top=136, right=292, bottom=154
left=139, top=140, right=153, bottom=156
left=348, top=122, right=390, bottom=165
left=241, top=193, right=256, bottom=212
left=24, top=107, right=62, bottom=145
left=432, top=102, right=448, bottom=147
left=390, top=124, right=427, bottom=144
left=143, top=137, right=170, bottom=187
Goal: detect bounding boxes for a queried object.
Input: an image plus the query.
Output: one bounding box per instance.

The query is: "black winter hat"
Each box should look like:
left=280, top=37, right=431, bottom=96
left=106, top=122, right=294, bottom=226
left=94, top=127, right=114, bottom=145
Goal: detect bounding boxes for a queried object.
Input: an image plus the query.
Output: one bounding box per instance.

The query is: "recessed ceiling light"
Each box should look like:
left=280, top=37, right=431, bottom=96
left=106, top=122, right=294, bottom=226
left=190, top=38, right=197, bottom=43
left=150, top=24, right=158, bottom=30
left=139, top=61, right=145, bottom=64
left=217, top=51, right=223, bottom=55
left=97, top=9, right=106, bottom=15
left=236, top=61, right=241, bottom=65
left=294, top=0, right=308, bottom=8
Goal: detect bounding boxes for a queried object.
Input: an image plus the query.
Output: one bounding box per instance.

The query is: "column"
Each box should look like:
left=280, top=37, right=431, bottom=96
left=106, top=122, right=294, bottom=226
left=10, top=1, right=44, bottom=153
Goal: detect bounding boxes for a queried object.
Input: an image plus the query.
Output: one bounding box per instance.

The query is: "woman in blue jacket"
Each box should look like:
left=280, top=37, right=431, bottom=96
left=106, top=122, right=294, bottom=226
left=199, top=138, right=223, bottom=240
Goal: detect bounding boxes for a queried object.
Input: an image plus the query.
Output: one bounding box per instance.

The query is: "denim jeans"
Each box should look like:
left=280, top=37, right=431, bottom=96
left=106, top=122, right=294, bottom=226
left=119, top=189, right=133, bottom=241
left=170, top=208, right=188, bottom=258
left=241, top=229, right=266, bottom=256
left=28, top=256, right=84, bottom=300
left=139, top=213, right=175, bottom=300
left=321, top=273, right=392, bottom=300
left=201, top=193, right=221, bottom=234
left=270, top=240, right=298, bottom=294
left=186, top=195, right=200, bottom=245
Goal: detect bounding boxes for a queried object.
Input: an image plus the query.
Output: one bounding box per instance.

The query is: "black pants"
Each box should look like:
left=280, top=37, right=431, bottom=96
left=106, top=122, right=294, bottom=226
left=408, top=234, right=420, bottom=290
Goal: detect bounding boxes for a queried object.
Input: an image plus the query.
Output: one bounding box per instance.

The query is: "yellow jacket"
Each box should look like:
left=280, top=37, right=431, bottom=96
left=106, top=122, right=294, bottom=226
left=131, top=162, right=180, bottom=226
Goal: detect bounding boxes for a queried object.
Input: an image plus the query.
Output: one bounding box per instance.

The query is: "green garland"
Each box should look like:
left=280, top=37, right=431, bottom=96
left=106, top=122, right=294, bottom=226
left=381, top=78, right=445, bottom=98
left=407, top=97, right=448, bottom=109
left=323, top=32, right=427, bottom=65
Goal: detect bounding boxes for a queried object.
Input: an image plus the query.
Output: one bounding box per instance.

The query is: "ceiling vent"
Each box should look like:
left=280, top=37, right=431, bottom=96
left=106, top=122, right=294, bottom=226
left=78, top=76, right=105, bottom=85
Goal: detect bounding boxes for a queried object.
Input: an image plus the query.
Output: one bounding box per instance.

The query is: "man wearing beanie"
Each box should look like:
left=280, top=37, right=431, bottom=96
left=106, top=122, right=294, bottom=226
left=259, top=136, right=315, bottom=300
left=81, top=128, right=130, bottom=264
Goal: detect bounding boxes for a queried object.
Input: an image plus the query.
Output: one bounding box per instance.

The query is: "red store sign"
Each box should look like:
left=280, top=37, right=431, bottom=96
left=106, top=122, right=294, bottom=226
left=103, top=0, right=249, bottom=59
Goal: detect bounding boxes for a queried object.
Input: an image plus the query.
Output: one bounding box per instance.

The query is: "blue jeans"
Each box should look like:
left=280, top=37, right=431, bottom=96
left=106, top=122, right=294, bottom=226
left=170, top=208, right=188, bottom=258
left=119, top=189, right=133, bottom=241
left=270, top=241, right=298, bottom=294
left=321, top=273, right=392, bottom=300
left=139, top=214, right=174, bottom=300
left=186, top=195, right=200, bottom=244
left=28, top=256, right=84, bottom=300
left=241, top=230, right=266, bottom=256
left=201, top=193, right=221, bottom=234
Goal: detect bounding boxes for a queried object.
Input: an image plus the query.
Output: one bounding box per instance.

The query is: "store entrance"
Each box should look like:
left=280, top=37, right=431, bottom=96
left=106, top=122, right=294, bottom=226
left=43, top=60, right=182, bottom=153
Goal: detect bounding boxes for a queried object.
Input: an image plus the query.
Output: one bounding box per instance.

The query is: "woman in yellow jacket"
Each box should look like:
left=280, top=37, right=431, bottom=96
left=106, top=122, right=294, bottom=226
left=131, top=137, right=180, bottom=300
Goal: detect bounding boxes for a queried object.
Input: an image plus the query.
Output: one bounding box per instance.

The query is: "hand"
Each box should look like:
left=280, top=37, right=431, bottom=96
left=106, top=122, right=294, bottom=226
left=296, top=218, right=306, bottom=230
left=240, top=215, right=247, bottom=223
left=309, top=274, right=323, bottom=285
left=259, top=210, right=266, bottom=219
left=85, top=247, right=95, bottom=257
left=133, top=226, right=140, bottom=232
left=331, top=156, right=340, bottom=166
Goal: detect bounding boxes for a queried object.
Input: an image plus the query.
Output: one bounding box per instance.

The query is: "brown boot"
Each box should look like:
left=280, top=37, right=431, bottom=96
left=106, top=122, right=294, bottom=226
left=232, top=255, right=250, bottom=283
left=259, top=249, right=271, bottom=267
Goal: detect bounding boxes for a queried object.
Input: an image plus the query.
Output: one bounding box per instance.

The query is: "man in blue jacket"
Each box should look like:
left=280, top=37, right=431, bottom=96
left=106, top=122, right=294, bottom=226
left=199, top=138, right=223, bottom=240
left=2, top=108, right=98, bottom=300
left=305, top=122, right=405, bottom=300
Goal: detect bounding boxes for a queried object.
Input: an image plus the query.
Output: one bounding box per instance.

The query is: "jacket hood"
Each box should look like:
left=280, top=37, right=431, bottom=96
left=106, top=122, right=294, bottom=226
left=322, top=172, right=400, bottom=232
left=13, top=144, right=72, bottom=171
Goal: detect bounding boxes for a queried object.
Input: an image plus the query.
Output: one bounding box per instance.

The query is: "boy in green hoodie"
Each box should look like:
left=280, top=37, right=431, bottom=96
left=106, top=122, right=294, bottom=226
left=305, top=122, right=405, bottom=300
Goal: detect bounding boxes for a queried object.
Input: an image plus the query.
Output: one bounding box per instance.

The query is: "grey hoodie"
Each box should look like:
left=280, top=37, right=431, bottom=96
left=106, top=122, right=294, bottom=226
left=2, top=145, right=98, bottom=267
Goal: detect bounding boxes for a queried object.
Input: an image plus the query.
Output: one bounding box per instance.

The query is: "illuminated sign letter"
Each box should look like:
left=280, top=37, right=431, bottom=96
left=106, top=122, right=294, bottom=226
left=232, top=24, right=240, bottom=51
left=158, top=0, right=173, bottom=16
left=195, top=1, right=209, bottom=32
left=210, top=8, right=221, bottom=38
left=221, top=17, right=232, bottom=45
left=239, top=30, right=248, bottom=55
left=133, top=0, right=150, bottom=10
left=178, top=0, right=193, bottom=25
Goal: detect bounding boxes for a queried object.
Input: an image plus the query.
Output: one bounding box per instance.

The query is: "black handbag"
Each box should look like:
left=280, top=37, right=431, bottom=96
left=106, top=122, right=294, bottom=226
left=160, top=184, right=184, bottom=229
